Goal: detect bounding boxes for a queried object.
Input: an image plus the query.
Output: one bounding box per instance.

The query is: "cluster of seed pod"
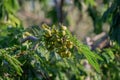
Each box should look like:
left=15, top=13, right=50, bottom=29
left=41, top=24, right=73, bottom=57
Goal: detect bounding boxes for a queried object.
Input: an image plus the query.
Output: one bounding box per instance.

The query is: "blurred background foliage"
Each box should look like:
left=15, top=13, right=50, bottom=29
left=0, top=0, right=120, bottom=80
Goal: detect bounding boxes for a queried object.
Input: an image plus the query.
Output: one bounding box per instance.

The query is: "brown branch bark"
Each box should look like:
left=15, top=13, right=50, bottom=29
left=86, top=32, right=110, bottom=50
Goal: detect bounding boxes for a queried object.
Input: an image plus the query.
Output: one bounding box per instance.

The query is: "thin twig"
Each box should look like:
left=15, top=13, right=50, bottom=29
left=21, top=36, right=38, bottom=43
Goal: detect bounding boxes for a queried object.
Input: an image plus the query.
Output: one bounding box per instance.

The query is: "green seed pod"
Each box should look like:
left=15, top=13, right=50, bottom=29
left=51, top=28, right=58, bottom=34
left=66, top=41, right=73, bottom=49
left=63, top=45, right=67, bottom=49
left=61, top=26, right=67, bottom=30
left=57, top=39, right=61, bottom=42
left=62, top=31, right=66, bottom=36
left=42, top=24, right=49, bottom=29
left=60, top=52, right=66, bottom=57
left=44, top=29, right=52, bottom=37
left=67, top=51, right=71, bottom=57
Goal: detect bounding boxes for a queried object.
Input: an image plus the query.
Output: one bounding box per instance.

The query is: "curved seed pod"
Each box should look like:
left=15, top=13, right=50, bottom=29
left=44, top=29, right=52, bottom=37
left=42, top=24, right=49, bottom=29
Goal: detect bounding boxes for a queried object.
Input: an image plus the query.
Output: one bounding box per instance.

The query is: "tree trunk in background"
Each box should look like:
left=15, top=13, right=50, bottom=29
left=54, top=0, right=64, bottom=23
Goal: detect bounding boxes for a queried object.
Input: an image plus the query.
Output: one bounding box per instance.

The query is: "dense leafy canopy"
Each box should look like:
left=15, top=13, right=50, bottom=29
left=0, top=0, right=120, bottom=80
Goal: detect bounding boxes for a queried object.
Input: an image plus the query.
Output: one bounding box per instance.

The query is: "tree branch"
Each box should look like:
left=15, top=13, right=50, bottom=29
left=21, top=36, right=38, bottom=43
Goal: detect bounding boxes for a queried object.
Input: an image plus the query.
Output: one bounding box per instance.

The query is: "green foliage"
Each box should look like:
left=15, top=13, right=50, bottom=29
left=0, top=26, right=23, bottom=48
left=101, top=3, right=120, bottom=79
left=0, top=0, right=22, bottom=48
left=0, top=47, right=23, bottom=77
left=0, top=23, right=102, bottom=79
left=66, top=29, right=103, bottom=72
left=0, top=0, right=120, bottom=80
left=84, top=0, right=95, bottom=6
left=47, top=8, right=58, bottom=24
left=0, top=0, right=20, bottom=26
left=74, top=0, right=82, bottom=10
left=102, top=0, right=120, bottom=44
left=96, top=43, right=120, bottom=80
left=87, top=5, right=103, bottom=34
